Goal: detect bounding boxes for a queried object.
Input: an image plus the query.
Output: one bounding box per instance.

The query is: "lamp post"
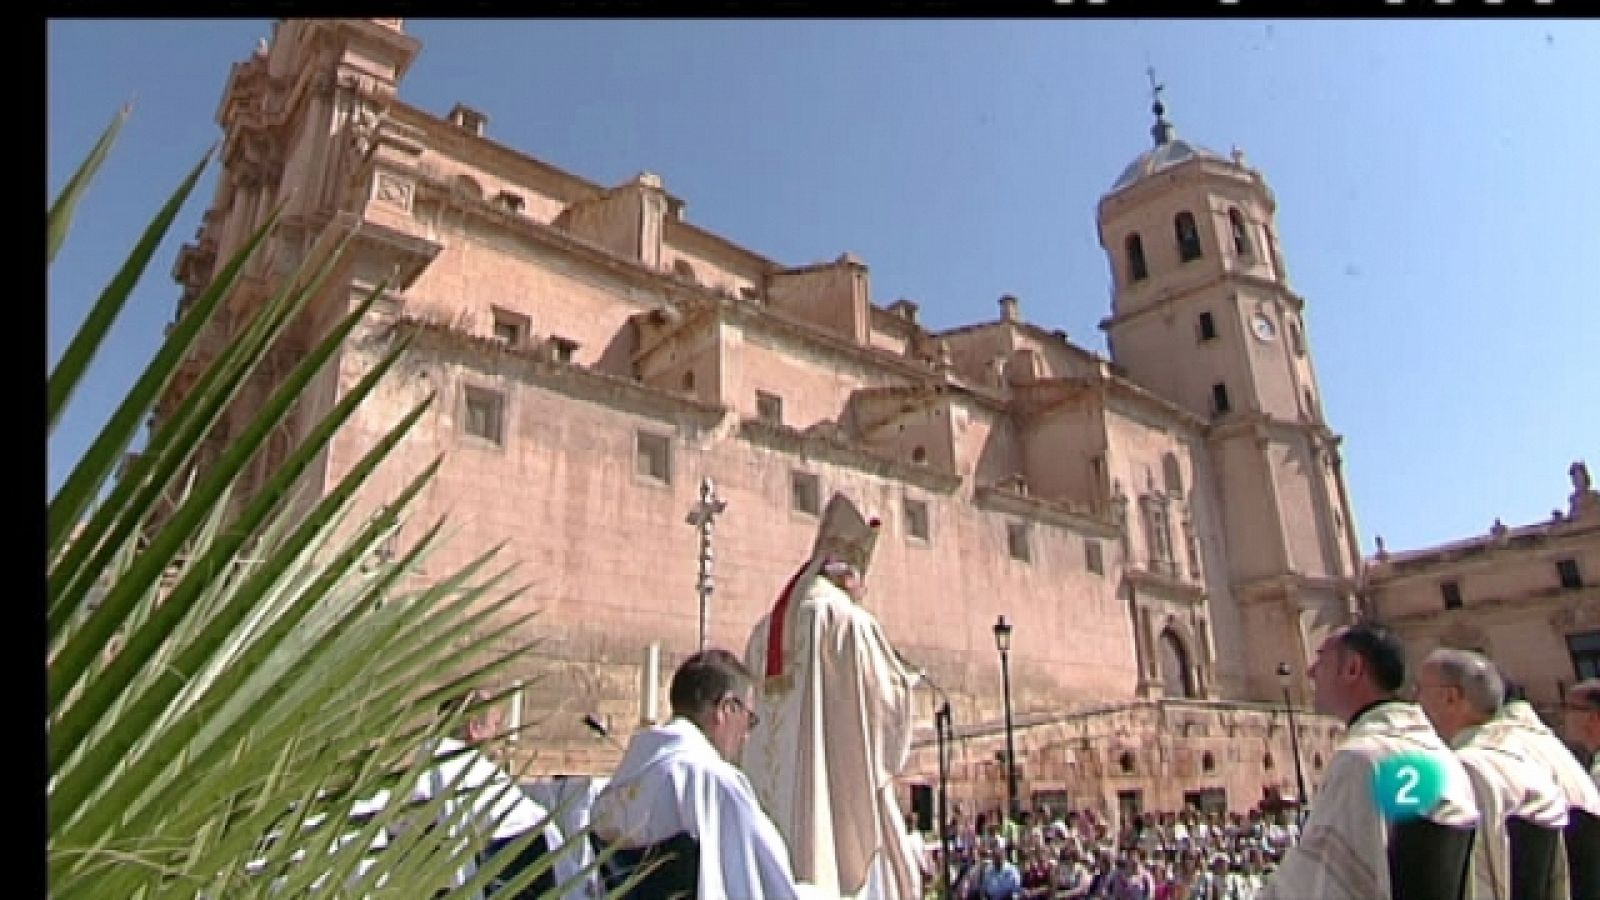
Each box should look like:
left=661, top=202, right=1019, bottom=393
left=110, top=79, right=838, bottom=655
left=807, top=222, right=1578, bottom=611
left=994, top=615, right=1018, bottom=820
left=1277, top=662, right=1310, bottom=816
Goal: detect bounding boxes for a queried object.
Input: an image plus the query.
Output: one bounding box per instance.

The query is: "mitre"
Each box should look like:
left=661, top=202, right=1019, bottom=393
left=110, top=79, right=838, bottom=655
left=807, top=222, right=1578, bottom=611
left=810, top=492, right=881, bottom=576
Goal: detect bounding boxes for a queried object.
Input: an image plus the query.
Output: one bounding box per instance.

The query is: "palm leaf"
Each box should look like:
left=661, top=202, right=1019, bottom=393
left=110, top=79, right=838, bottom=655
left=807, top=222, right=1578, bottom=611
left=48, top=146, right=213, bottom=432
left=48, top=102, right=129, bottom=263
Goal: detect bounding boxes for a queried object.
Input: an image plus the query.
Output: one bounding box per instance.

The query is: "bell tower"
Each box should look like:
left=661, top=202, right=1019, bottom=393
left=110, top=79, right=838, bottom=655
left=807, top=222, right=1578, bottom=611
left=1095, top=81, right=1363, bottom=701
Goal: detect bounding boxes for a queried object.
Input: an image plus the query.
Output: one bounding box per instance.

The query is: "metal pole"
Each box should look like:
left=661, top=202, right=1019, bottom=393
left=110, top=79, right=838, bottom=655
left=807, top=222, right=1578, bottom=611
left=936, top=702, right=953, bottom=899
left=1000, top=648, right=1018, bottom=819
left=1284, top=685, right=1309, bottom=815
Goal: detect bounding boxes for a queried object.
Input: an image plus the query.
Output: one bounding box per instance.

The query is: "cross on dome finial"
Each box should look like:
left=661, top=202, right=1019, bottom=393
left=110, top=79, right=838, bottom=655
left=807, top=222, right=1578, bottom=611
left=1146, top=66, right=1175, bottom=147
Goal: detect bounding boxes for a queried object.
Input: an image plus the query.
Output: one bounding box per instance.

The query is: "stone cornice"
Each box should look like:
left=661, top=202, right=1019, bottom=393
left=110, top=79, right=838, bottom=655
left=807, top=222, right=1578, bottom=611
left=737, top=419, right=963, bottom=494
left=971, top=485, right=1120, bottom=538
left=1125, top=566, right=1208, bottom=603
left=1366, top=518, right=1600, bottom=583
left=1205, top=409, right=1341, bottom=447
left=392, top=315, right=729, bottom=430
left=340, top=211, right=443, bottom=291
left=1098, top=269, right=1307, bottom=334
left=1233, top=571, right=1357, bottom=606
left=388, top=99, right=604, bottom=205
left=386, top=97, right=784, bottom=277
left=1377, top=585, right=1598, bottom=626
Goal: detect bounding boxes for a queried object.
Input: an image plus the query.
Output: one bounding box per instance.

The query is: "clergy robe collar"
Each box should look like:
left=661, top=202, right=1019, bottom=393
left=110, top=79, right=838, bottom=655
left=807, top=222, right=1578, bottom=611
left=1346, top=696, right=1407, bottom=730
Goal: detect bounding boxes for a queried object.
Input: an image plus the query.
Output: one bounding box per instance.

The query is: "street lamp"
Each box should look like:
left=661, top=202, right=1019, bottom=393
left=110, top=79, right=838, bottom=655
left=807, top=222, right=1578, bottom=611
left=994, top=615, right=1018, bottom=820
left=1277, top=662, right=1310, bottom=817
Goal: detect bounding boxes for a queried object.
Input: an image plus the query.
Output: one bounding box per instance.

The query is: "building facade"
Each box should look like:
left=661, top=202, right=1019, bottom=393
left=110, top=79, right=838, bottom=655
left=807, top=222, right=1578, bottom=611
left=155, top=19, right=1356, bottom=819
left=1365, top=463, right=1600, bottom=727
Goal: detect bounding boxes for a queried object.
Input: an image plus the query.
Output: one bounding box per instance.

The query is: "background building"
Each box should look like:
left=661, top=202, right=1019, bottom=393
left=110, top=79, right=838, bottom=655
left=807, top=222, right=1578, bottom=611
left=1365, top=462, right=1600, bottom=727
left=154, top=18, right=1354, bottom=819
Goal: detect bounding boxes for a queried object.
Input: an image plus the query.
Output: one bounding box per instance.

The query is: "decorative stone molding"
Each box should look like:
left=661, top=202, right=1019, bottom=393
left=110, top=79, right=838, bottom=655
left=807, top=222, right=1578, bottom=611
left=374, top=172, right=414, bottom=211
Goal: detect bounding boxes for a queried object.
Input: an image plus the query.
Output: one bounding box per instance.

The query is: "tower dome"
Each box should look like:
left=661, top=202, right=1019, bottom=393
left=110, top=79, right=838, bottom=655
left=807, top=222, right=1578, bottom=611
left=1109, top=80, right=1224, bottom=192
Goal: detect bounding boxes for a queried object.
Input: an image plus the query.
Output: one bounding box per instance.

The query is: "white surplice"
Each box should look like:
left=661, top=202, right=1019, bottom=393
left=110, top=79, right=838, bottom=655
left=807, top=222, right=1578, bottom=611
left=590, top=716, right=803, bottom=900
left=1495, top=700, right=1600, bottom=816
left=1452, top=719, right=1568, bottom=900
left=410, top=736, right=582, bottom=898
left=1260, top=701, right=1480, bottom=900
left=524, top=775, right=608, bottom=899
left=743, top=562, right=922, bottom=900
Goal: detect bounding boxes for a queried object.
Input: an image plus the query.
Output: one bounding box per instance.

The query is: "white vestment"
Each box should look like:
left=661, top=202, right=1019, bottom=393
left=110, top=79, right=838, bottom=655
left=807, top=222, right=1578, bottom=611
left=1260, top=701, right=1479, bottom=900
left=1452, top=719, right=1568, bottom=900
left=1495, top=701, right=1600, bottom=816
left=525, top=776, right=609, bottom=900
left=743, top=561, right=921, bottom=900
left=410, top=736, right=583, bottom=898
left=590, top=716, right=803, bottom=900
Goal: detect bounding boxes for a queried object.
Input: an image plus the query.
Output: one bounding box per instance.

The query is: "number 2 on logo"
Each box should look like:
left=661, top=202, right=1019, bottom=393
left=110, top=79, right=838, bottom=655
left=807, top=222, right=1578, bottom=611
left=1394, top=765, right=1420, bottom=806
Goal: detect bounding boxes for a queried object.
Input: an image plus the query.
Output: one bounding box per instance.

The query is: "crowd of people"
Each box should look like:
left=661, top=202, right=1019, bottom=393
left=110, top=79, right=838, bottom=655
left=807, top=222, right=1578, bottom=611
left=928, top=804, right=1301, bottom=899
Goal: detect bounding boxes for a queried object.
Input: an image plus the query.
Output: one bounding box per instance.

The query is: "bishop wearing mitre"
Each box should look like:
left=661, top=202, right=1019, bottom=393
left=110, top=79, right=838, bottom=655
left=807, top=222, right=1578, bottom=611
left=742, top=492, right=923, bottom=900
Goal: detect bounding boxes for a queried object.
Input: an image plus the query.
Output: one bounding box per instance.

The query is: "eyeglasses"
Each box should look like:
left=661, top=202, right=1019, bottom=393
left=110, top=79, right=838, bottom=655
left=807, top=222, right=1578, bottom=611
left=723, top=694, right=761, bottom=730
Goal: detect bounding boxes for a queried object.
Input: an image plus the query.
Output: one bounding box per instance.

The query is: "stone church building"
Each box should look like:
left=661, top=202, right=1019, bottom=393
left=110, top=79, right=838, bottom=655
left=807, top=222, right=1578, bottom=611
left=156, top=19, right=1360, bottom=821
left=1365, top=462, right=1600, bottom=729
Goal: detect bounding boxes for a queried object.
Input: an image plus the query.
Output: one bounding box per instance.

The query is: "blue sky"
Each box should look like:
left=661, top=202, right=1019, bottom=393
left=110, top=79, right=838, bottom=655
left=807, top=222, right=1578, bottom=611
left=48, top=19, right=1599, bottom=552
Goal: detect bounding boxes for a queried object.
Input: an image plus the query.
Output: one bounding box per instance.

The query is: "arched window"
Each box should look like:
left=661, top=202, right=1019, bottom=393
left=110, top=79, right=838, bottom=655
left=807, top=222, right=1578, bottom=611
left=1228, top=208, right=1253, bottom=257
left=1289, top=319, right=1305, bottom=357
left=1162, top=453, right=1184, bottom=498
left=1174, top=211, right=1202, bottom=262
left=1159, top=629, right=1196, bottom=698
left=1126, top=233, right=1149, bottom=282
left=453, top=174, right=484, bottom=201
left=682, top=369, right=696, bottom=391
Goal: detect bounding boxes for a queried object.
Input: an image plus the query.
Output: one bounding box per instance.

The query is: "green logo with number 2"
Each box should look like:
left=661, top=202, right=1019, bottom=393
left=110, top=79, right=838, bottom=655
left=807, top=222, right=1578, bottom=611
left=1372, top=752, right=1447, bottom=822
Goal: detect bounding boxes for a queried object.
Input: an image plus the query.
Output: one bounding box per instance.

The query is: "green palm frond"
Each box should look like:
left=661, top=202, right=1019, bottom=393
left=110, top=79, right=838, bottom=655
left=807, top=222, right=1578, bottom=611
left=49, top=111, right=605, bottom=899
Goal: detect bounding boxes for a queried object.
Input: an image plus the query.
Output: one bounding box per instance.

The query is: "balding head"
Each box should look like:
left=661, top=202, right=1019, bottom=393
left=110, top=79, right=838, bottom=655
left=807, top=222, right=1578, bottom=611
left=1417, top=648, right=1503, bottom=741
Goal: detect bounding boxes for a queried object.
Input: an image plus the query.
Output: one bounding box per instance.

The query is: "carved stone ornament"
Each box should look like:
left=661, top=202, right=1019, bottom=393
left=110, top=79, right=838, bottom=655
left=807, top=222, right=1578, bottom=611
left=375, top=173, right=414, bottom=210
left=1551, top=598, right=1600, bottom=632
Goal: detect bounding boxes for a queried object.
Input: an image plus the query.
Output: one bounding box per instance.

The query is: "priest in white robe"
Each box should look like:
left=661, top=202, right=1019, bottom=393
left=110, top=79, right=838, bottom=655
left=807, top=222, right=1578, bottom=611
left=409, top=690, right=586, bottom=900
left=743, top=492, right=923, bottom=900
left=590, top=647, right=807, bottom=900
left=1416, top=648, right=1567, bottom=900
left=1500, top=689, right=1600, bottom=814
left=1261, top=623, right=1479, bottom=900
left=1564, top=679, right=1600, bottom=787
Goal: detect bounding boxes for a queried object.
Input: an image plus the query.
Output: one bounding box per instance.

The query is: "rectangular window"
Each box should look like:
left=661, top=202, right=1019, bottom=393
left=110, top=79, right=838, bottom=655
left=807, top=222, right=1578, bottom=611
left=757, top=391, right=784, bottom=425
left=1557, top=558, right=1584, bottom=590
left=1198, top=311, right=1217, bottom=342
left=904, top=497, right=930, bottom=542
left=1441, top=580, right=1463, bottom=610
left=790, top=471, right=820, bottom=516
left=1570, top=631, right=1600, bottom=681
left=463, top=385, right=506, bottom=445
left=491, top=307, right=529, bottom=346
left=1211, top=383, right=1231, bottom=416
left=1085, top=539, right=1104, bottom=575
left=549, top=336, right=579, bottom=364
left=636, top=431, right=671, bottom=484
left=495, top=191, right=525, bottom=213
left=1007, top=521, right=1031, bottom=563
